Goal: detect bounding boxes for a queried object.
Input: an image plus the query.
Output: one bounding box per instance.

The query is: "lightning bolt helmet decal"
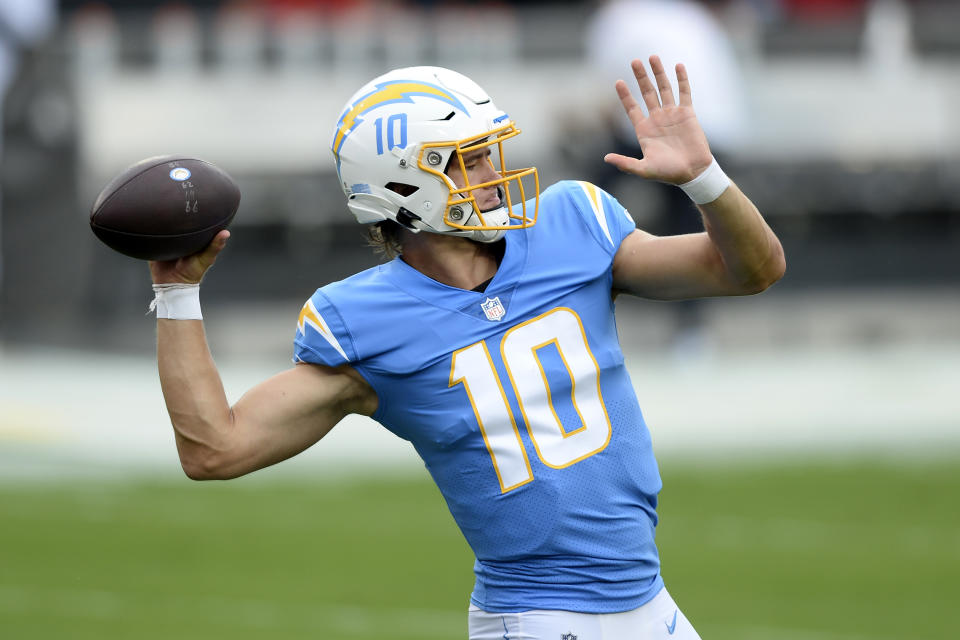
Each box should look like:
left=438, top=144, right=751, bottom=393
left=331, top=66, right=540, bottom=243
left=332, top=80, right=469, bottom=174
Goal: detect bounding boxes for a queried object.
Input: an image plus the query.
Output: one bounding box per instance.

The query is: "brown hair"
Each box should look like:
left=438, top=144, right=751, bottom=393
left=366, top=220, right=406, bottom=259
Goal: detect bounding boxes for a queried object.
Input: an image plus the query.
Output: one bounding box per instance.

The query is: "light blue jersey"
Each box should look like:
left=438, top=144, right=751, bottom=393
left=294, top=181, right=664, bottom=613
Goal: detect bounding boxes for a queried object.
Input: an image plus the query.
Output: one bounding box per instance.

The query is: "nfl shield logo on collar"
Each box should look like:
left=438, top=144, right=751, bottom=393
left=480, top=296, right=506, bottom=321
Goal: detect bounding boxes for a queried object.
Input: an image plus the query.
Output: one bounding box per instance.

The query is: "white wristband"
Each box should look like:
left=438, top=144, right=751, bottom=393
left=149, top=283, right=202, bottom=320
left=679, top=157, right=731, bottom=204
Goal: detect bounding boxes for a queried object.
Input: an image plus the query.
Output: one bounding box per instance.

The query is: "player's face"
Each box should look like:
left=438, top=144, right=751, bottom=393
left=447, top=147, right=503, bottom=213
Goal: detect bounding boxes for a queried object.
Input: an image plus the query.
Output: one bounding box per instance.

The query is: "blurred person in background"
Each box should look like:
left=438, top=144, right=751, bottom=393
left=585, top=0, right=748, bottom=356
left=0, top=0, right=55, bottom=322
left=146, top=58, right=784, bottom=638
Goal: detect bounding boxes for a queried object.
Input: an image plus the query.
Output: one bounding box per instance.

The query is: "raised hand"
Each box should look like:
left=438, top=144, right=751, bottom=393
left=149, top=229, right=231, bottom=285
left=604, top=56, right=714, bottom=185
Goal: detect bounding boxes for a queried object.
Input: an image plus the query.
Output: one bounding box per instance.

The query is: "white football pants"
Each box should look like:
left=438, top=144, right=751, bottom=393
left=468, top=587, right=702, bottom=640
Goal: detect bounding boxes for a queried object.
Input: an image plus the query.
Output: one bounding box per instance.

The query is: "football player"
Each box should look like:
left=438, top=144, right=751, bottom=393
left=149, top=56, right=785, bottom=639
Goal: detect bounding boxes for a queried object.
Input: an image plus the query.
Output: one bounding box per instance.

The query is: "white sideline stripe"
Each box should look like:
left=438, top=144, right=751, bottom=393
left=0, top=584, right=463, bottom=636
left=576, top=181, right=613, bottom=246
left=1, top=343, right=958, bottom=478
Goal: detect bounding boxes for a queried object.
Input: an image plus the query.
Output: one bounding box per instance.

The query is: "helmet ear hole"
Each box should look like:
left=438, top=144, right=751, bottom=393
left=385, top=182, right=420, bottom=197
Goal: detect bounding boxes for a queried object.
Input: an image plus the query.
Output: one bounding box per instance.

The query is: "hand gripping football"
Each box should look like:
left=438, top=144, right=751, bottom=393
left=89, top=155, right=241, bottom=261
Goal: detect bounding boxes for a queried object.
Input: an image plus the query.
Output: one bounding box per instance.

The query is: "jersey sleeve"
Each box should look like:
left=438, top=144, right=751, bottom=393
left=569, top=181, right=637, bottom=256
left=292, top=290, right=359, bottom=366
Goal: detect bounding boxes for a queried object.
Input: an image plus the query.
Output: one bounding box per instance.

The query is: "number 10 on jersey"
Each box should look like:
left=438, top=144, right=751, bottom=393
left=449, top=307, right=612, bottom=493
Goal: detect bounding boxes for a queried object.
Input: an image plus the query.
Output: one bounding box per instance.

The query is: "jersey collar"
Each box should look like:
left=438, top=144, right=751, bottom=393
left=383, top=223, right=529, bottom=316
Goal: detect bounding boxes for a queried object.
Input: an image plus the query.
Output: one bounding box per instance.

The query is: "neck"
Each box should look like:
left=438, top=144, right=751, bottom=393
left=400, top=231, right=501, bottom=290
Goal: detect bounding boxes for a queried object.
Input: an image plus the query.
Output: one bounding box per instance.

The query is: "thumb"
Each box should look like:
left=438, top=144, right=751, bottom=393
left=150, top=229, right=232, bottom=284
left=203, top=229, right=231, bottom=258
left=603, top=153, right=651, bottom=178
left=194, top=229, right=231, bottom=271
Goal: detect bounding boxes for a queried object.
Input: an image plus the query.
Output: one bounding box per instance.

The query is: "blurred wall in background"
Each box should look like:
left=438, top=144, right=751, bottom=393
left=1, top=0, right=958, bottom=356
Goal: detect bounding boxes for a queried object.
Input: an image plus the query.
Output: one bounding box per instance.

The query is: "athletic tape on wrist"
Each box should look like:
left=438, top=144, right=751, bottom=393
left=149, top=283, right=202, bottom=320
left=679, top=157, right=731, bottom=204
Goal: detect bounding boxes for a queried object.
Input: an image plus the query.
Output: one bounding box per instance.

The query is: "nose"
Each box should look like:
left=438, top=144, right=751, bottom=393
left=477, top=158, right=500, bottom=185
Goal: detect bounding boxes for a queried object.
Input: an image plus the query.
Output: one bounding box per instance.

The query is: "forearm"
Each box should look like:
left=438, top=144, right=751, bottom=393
left=156, top=316, right=378, bottom=480
left=157, top=318, right=234, bottom=478
left=697, top=181, right=785, bottom=292
left=148, top=232, right=372, bottom=480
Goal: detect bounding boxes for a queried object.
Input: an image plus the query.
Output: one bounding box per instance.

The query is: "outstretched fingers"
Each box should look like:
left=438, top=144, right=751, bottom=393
left=649, top=55, right=675, bottom=107
left=631, top=58, right=661, bottom=113
left=615, top=79, right=646, bottom=129
left=676, top=63, right=692, bottom=107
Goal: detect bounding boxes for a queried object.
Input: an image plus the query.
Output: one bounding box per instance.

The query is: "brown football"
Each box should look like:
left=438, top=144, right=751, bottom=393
left=90, top=155, right=240, bottom=261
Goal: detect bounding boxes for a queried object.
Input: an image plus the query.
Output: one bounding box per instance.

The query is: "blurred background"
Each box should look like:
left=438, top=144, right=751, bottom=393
left=0, top=0, right=958, bottom=638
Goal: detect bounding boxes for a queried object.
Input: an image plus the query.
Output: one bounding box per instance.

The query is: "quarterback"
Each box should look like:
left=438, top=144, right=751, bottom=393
left=149, top=57, right=785, bottom=639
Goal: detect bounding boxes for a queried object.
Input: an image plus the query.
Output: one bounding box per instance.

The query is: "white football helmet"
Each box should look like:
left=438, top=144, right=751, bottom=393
left=331, top=66, right=539, bottom=243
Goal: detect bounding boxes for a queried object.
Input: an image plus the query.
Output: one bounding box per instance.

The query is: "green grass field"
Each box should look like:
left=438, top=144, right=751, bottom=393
left=1, top=457, right=958, bottom=640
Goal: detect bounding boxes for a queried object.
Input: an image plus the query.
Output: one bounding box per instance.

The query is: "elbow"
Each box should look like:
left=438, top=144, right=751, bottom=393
left=180, top=456, right=220, bottom=481
left=179, top=447, right=234, bottom=481
left=742, top=244, right=786, bottom=295
left=173, top=413, right=243, bottom=481
left=766, top=242, right=788, bottom=288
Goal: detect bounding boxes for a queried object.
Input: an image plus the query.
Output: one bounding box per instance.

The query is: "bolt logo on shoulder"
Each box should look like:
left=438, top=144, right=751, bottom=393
left=332, top=80, right=469, bottom=173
